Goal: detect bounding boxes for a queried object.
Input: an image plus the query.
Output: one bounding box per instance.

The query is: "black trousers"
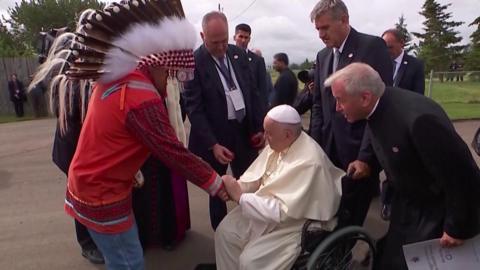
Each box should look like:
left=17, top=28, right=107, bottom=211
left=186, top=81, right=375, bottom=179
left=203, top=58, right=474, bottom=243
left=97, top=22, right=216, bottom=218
left=13, top=101, right=24, bottom=117
left=75, top=219, right=98, bottom=251
left=208, top=120, right=258, bottom=230
left=381, top=179, right=395, bottom=205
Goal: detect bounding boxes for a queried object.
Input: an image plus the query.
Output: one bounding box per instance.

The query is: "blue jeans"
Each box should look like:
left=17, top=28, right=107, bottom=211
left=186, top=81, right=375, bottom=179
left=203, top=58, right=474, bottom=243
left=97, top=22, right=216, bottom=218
left=88, top=223, right=144, bottom=270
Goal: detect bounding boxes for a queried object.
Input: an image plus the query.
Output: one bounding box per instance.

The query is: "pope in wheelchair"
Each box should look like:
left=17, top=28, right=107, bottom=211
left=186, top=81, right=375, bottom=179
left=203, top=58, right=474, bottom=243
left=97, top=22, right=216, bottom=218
left=215, top=105, right=344, bottom=270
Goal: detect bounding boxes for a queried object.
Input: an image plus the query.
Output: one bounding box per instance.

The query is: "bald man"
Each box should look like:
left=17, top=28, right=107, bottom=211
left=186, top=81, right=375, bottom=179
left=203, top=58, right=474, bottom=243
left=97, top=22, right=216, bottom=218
left=215, top=105, right=344, bottom=270
left=183, top=11, right=265, bottom=230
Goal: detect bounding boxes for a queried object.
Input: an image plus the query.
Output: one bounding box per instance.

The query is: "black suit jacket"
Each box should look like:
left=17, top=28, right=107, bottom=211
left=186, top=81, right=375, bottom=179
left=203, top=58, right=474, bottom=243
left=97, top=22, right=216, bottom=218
left=272, top=68, right=298, bottom=107
left=247, top=50, right=268, bottom=116
left=369, top=88, right=480, bottom=268
left=8, top=79, right=26, bottom=102
left=394, top=53, right=425, bottom=95
left=183, top=44, right=262, bottom=159
left=311, top=28, right=393, bottom=169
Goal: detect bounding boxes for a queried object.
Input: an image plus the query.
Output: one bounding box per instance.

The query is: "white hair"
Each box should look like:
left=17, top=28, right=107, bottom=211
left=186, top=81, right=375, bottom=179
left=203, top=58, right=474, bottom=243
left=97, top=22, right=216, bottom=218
left=324, top=63, right=385, bottom=97
left=310, top=0, right=349, bottom=22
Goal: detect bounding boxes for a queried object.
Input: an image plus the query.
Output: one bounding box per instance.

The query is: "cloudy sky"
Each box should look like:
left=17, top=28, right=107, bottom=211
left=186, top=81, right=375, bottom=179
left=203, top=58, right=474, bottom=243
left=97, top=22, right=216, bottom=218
left=1, top=0, right=477, bottom=64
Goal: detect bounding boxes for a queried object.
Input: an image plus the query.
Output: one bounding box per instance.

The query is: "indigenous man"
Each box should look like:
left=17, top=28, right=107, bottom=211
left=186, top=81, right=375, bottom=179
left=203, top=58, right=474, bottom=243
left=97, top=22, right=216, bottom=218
left=30, top=1, right=227, bottom=269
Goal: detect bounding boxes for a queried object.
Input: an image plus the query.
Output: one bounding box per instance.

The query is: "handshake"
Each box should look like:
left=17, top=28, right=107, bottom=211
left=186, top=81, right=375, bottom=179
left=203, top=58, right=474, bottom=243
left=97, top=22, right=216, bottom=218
left=216, top=175, right=243, bottom=203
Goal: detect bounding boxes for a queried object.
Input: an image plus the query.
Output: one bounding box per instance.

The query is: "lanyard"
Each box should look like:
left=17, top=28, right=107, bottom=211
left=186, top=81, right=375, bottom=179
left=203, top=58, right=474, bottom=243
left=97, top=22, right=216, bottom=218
left=213, top=56, right=237, bottom=91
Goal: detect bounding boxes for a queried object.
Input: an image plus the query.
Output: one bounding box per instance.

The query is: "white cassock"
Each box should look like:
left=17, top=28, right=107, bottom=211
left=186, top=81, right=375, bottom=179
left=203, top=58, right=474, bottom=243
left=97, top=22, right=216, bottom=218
left=215, top=132, right=344, bottom=270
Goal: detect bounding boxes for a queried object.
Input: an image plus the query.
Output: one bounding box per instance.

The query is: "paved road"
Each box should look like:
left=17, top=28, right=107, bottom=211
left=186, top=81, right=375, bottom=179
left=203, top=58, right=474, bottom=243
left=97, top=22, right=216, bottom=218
left=0, top=118, right=478, bottom=270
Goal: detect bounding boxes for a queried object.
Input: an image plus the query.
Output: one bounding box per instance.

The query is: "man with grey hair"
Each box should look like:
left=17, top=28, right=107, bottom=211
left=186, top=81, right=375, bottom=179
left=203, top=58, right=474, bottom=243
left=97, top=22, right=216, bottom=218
left=215, top=105, right=343, bottom=270
left=184, top=11, right=265, bottom=230
left=309, top=0, right=393, bottom=229
left=328, top=63, right=480, bottom=270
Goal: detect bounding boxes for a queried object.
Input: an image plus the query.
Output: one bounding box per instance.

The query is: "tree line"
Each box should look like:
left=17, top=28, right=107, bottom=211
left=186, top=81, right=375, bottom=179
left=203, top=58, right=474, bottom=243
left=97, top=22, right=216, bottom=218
left=1, top=0, right=479, bottom=72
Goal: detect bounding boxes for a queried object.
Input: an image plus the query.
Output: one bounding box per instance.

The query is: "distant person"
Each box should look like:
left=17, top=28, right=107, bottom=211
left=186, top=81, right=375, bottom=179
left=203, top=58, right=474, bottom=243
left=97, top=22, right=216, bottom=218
left=7, top=73, right=26, bottom=117
left=447, top=61, right=458, bottom=82
left=271, top=53, right=298, bottom=107
left=234, top=23, right=269, bottom=116
left=252, top=48, right=274, bottom=107
left=327, top=63, right=480, bottom=270
left=293, top=69, right=315, bottom=115
left=380, top=28, right=426, bottom=220
left=29, top=81, right=47, bottom=118
left=382, top=28, right=425, bottom=95
left=456, top=63, right=464, bottom=82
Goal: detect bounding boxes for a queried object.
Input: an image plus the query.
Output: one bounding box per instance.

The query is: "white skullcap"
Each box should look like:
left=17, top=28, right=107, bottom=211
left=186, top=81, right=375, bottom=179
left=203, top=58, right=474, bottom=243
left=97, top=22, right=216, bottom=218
left=267, top=105, right=301, bottom=124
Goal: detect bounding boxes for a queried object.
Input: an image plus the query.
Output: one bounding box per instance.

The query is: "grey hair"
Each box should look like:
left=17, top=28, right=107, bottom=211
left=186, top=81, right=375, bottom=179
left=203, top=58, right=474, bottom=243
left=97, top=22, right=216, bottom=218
left=202, top=11, right=228, bottom=30
left=324, top=63, right=385, bottom=97
left=310, top=0, right=349, bottom=22
left=281, top=122, right=303, bottom=138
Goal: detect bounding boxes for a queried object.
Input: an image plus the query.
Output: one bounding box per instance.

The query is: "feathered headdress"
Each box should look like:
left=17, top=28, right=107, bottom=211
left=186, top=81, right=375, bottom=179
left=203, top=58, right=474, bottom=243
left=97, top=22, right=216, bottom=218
left=29, top=0, right=197, bottom=134
left=69, top=0, right=196, bottom=82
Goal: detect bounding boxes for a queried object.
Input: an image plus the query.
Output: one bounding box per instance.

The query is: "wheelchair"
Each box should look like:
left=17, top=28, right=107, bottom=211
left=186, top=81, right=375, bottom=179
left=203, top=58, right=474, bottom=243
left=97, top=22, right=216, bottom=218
left=292, top=222, right=376, bottom=270
left=292, top=183, right=377, bottom=270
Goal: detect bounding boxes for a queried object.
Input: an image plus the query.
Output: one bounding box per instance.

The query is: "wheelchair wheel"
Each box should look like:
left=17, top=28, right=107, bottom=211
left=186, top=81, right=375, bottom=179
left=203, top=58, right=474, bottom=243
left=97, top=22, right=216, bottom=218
left=306, top=226, right=375, bottom=270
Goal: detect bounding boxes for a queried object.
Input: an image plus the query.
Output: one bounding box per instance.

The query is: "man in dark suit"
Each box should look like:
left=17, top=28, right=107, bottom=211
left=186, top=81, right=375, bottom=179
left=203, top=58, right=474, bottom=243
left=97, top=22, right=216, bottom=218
left=309, top=0, right=393, bottom=227
left=271, top=53, right=298, bottom=107
left=327, top=63, right=480, bottom=270
left=233, top=23, right=269, bottom=116
left=380, top=28, right=426, bottom=220
left=383, top=29, right=425, bottom=95
left=183, top=11, right=264, bottom=230
left=7, top=73, right=26, bottom=117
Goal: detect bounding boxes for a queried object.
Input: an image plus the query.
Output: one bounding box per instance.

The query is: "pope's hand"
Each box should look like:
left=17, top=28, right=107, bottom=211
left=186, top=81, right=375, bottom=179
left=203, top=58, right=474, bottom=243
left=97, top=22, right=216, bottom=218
left=212, top=144, right=234, bottom=164
left=440, top=232, right=464, bottom=248
left=222, top=176, right=242, bottom=203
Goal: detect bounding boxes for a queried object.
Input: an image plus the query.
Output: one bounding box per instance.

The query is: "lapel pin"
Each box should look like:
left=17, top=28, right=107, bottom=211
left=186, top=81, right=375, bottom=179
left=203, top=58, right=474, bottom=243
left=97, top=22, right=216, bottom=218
left=234, top=55, right=239, bottom=59
left=392, top=146, right=399, bottom=153
left=404, top=61, right=408, bottom=65
left=248, top=57, right=252, bottom=61
left=348, top=53, right=353, bottom=58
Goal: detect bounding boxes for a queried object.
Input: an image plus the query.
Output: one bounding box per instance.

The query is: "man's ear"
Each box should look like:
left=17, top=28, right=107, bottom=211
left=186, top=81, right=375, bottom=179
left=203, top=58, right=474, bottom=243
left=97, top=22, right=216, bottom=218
left=200, top=32, right=205, bottom=42
left=360, top=91, right=373, bottom=106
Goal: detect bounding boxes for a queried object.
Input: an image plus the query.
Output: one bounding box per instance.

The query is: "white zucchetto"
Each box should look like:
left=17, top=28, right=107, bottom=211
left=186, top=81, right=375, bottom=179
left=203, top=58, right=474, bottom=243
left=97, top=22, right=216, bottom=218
left=266, top=105, right=301, bottom=124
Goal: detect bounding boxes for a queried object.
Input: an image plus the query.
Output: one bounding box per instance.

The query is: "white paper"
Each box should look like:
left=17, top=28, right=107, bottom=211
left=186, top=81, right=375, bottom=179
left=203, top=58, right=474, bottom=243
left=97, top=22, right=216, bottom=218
left=402, top=235, right=480, bottom=270
left=229, top=89, right=245, bottom=111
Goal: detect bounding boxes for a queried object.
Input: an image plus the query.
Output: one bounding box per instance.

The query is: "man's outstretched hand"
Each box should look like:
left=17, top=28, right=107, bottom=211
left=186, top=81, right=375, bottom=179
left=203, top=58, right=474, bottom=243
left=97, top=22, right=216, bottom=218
left=216, top=185, right=230, bottom=202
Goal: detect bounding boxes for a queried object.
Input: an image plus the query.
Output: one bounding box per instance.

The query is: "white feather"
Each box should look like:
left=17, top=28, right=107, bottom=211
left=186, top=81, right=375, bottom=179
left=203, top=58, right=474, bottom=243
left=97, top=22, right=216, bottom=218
left=100, top=17, right=197, bottom=83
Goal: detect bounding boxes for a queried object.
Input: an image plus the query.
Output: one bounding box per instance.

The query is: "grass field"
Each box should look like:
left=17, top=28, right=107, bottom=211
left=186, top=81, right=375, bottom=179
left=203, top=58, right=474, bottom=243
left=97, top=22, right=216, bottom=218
left=428, top=81, right=480, bottom=120
left=0, top=115, right=35, bottom=124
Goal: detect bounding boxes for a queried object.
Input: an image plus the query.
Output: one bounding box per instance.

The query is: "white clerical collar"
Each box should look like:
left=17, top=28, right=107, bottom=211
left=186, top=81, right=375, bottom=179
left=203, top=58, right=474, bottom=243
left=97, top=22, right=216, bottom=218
left=394, top=50, right=404, bottom=65
left=334, top=28, right=350, bottom=54
left=367, top=98, right=380, bottom=120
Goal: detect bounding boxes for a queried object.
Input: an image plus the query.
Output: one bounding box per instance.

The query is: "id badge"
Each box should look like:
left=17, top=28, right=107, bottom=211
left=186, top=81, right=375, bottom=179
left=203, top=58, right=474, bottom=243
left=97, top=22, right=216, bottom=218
left=229, top=89, right=246, bottom=111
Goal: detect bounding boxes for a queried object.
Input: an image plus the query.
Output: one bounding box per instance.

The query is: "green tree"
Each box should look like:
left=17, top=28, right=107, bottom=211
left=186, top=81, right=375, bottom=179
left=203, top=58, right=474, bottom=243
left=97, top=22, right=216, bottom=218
left=299, top=58, right=313, bottom=70
left=412, top=0, right=464, bottom=75
left=0, top=21, right=20, bottom=57
left=395, top=14, right=413, bottom=53
left=3, top=0, right=104, bottom=56
left=464, top=16, right=480, bottom=73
